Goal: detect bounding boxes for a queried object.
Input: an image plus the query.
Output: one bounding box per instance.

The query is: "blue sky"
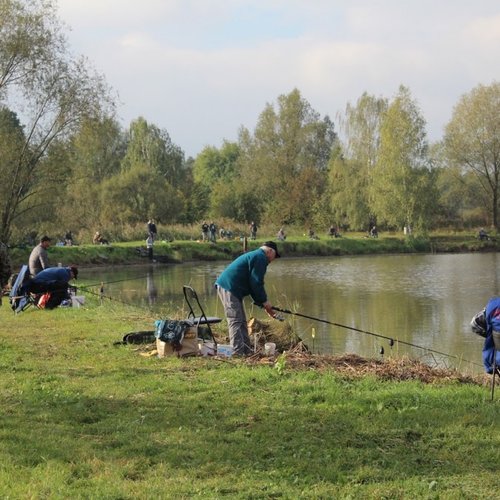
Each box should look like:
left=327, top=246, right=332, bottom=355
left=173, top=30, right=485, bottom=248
left=57, top=0, right=500, bottom=157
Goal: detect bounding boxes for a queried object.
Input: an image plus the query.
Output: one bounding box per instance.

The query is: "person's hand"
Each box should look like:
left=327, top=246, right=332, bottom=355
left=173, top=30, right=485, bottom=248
left=263, top=301, right=275, bottom=318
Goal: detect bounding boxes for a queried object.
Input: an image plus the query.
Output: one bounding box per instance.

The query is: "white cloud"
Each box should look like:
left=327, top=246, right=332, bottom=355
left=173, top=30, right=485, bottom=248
left=56, top=0, right=500, bottom=156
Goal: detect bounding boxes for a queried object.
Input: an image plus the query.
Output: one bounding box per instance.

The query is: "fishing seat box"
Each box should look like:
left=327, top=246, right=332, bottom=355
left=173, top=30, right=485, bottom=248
left=156, top=325, right=199, bottom=358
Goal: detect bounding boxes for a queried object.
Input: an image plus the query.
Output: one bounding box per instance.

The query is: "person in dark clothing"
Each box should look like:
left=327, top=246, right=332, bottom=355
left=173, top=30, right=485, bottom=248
left=215, top=241, right=280, bottom=355
left=147, top=219, right=158, bottom=241
left=23, top=266, right=78, bottom=309
left=209, top=222, right=217, bottom=242
left=64, top=231, right=73, bottom=246
left=201, top=221, right=209, bottom=242
left=478, top=228, right=489, bottom=241
left=249, top=221, right=257, bottom=240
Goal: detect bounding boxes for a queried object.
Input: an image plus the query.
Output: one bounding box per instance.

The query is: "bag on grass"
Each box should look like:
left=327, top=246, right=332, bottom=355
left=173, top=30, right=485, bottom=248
left=154, top=319, right=191, bottom=350
left=38, top=292, right=51, bottom=309
left=121, top=331, right=157, bottom=345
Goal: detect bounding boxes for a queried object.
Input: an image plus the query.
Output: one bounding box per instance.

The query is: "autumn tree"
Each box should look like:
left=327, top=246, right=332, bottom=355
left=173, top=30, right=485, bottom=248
left=122, top=117, right=185, bottom=188
left=54, top=116, right=126, bottom=233
left=371, top=86, right=435, bottom=232
left=444, top=82, right=500, bottom=228
left=330, top=92, right=388, bottom=230
left=237, top=89, right=336, bottom=225
left=101, top=117, right=186, bottom=226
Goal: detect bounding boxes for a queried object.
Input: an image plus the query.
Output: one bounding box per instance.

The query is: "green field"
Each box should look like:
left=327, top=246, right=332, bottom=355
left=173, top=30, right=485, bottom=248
left=0, top=296, right=499, bottom=499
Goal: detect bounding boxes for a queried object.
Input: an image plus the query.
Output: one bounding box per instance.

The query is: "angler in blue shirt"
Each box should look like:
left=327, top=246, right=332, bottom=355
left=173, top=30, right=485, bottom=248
left=215, top=241, right=280, bottom=355
left=22, top=266, right=78, bottom=309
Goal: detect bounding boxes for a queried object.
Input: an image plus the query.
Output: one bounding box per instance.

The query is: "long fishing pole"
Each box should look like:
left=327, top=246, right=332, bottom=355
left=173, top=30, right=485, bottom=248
left=272, top=306, right=483, bottom=368
left=77, top=283, right=158, bottom=310
left=78, top=274, right=152, bottom=289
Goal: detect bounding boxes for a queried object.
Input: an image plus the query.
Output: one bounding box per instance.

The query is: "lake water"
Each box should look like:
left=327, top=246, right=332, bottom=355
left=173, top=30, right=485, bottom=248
left=83, top=253, right=500, bottom=373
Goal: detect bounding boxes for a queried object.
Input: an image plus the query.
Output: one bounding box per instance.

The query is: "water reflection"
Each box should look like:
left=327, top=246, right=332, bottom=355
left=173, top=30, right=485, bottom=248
left=83, top=253, right=500, bottom=373
left=146, top=268, right=157, bottom=307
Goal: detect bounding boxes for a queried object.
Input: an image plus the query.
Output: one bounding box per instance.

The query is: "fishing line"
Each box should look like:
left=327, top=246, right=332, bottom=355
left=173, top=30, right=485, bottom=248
left=272, top=306, right=483, bottom=369
left=77, top=285, right=150, bottom=310
left=78, top=274, right=152, bottom=289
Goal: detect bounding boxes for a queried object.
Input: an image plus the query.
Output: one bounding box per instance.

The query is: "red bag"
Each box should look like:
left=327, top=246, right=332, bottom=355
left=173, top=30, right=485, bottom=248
left=38, top=292, right=51, bottom=309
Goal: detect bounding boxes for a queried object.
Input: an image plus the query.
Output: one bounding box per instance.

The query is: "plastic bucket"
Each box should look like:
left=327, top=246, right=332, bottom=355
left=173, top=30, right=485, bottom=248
left=264, top=342, right=276, bottom=356
left=199, top=342, right=216, bottom=356
left=71, top=296, right=85, bottom=308
left=217, top=344, right=233, bottom=357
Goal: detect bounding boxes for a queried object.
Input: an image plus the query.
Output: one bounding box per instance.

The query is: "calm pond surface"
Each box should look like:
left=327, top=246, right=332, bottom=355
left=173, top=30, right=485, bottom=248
left=83, top=253, right=500, bottom=373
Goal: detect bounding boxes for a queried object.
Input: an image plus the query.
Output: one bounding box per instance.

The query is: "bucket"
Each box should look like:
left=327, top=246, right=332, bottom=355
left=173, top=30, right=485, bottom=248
left=217, top=344, right=233, bottom=357
left=264, top=342, right=276, bottom=356
left=71, top=296, right=85, bottom=308
left=199, top=341, right=216, bottom=356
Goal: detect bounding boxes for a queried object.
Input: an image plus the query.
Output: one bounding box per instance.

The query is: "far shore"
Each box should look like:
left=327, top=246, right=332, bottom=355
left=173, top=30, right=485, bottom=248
left=8, top=232, right=499, bottom=270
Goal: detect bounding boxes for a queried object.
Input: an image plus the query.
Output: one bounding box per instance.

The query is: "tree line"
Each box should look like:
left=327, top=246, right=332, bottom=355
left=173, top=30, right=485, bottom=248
left=1, top=0, right=500, bottom=246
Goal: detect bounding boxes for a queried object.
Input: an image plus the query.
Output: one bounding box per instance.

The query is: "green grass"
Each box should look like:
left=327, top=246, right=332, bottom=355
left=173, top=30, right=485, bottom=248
left=1, top=298, right=499, bottom=498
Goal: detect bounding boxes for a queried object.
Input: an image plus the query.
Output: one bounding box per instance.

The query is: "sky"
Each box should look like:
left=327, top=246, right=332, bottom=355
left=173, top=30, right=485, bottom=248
left=57, top=0, right=500, bottom=158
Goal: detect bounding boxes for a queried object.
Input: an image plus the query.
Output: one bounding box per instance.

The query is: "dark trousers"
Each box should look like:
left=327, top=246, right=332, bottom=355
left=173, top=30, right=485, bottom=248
left=28, top=280, right=70, bottom=309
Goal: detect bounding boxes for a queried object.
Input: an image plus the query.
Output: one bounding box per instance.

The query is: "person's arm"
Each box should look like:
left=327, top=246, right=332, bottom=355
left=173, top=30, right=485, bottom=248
left=249, top=254, right=275, bottom=318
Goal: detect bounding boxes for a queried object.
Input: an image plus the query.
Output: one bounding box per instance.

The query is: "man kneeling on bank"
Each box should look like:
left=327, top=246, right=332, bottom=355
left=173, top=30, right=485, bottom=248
left=215, top=241, right=280, bottom=356
left=22, top=266, right=78, bottom=309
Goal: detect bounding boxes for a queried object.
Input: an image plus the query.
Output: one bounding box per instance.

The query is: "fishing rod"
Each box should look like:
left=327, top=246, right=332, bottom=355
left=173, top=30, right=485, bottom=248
left=76, top=284, right=158, bottom=311
left=271, top=306, right=484, bottom=368
left=78, top=274, right=152, bottom=290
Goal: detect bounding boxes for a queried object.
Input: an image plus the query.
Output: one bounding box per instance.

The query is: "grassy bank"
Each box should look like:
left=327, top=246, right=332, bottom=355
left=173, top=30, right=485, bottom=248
left=0, top=299, right=498, bottom=498
left=8, top=231, right=500, bottom=269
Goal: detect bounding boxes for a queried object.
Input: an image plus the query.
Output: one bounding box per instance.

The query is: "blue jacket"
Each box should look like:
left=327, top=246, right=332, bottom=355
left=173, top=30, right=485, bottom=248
left=483, top=297, right=500, bottom=373
left=32, top=267, right=72, bottom=284
left=216, top=248, right=268, bottom=304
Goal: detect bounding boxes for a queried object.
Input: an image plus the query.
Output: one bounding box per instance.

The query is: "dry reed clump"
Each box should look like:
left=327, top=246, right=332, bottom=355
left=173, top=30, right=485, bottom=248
left=247, top=350, right=489, bottom=386
left=246, top=316, right=303, bottom=352
left=242, top=318, right=489, bottom=385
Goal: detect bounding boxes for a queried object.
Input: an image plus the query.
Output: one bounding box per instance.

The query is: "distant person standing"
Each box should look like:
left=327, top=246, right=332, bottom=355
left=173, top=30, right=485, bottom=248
left=249, top=221, right=258, bottom=240
left=64, top=231, right=73, bottom=246
left=201, top=221, right=209, bottom=242
left=147, top=219, right=158, bottom=241
left=209, top=222, right=217, bottom=242
left=29, top=235, right=51, bottom=277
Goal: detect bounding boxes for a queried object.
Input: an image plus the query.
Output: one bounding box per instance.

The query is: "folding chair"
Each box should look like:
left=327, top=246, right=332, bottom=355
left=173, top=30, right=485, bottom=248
left=9, top=265, right=39, bottom=313
left=182, top=285, right=221, bottom=346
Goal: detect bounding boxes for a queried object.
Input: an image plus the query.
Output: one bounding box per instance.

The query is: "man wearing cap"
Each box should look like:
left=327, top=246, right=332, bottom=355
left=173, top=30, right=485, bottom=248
left=29, top=236, right=51, bottom=276
left=22, top=265, right=78, bottom=309
left=215, top=241, right=280, bottom=355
